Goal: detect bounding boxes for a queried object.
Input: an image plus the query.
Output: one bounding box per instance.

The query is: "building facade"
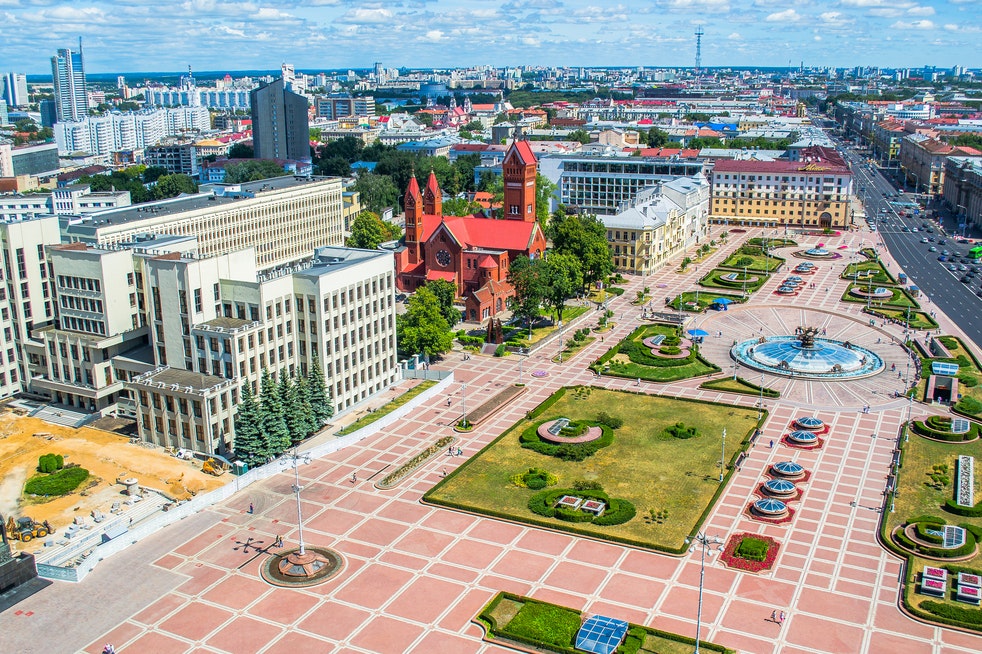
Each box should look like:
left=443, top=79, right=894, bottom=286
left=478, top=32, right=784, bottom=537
left=54, top=107, right=210, bottom=156
left=899, top=134, right=981, bottom=196
left=942, top=157, right=982, bottom=233
left=144, top=143, right=199, bottom=176
left=2, top=73, right=28, bottom=108
left=250, top=78, right=310, bottom=162
left=710, top=154, right=854, bottom=229
left=64, top=176, right=345, bottom=271
left=51, top=44, right=87, bottom=123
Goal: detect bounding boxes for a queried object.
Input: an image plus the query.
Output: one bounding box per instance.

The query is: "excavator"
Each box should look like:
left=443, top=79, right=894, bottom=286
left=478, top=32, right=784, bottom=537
left=5, top=515, right=51, bottom=542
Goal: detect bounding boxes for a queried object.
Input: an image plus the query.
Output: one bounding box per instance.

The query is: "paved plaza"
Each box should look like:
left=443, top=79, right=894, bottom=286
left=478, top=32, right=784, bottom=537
left=4, top=227, right=982, bottom=654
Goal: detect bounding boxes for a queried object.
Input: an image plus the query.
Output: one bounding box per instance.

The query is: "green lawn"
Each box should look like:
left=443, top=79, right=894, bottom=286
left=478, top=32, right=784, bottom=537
left=747, top=236, right=797, bottom=249
left=425, top=388, right=760, bottom=552
left=841, top=283, right=920, bottom=309
left=841, top=261, right=896, bottom=285
left=593, top=324, right=720, bottom=382
left=866, top=307, right=937, bottom=331
left=698, top=268, right=770, bottom=293
left=700, top=376, right=780, bottom=398
left=668, top=291, right=746, bottom=313
left=503, top=305, right=590, bottom=346
left=884, top=429, right=982, bottom=628
left=720, top=250, right=784, bottom=273
left=913, top=336, right=982, bottom=418
left=336, top=381, right=436, bottom=436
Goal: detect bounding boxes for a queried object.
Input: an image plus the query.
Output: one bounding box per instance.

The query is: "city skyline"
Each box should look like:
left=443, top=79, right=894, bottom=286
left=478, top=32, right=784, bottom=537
left=0, top=0, right=979, bottom=75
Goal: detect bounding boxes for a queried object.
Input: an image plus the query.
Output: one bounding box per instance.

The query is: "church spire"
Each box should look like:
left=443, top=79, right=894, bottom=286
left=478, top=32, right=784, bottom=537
left=423, top=169, right=442, bottom=216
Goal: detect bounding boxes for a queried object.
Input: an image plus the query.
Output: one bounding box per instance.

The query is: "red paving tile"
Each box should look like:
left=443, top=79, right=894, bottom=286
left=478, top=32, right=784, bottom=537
left=130, top=593, right=186, bottom=625
left=514, top=528, right=572, bottom=556
left=206, top=616, right=283, bottom=653
left=544, top=560, right=609, bottom=595
left=420, top=507, right=478, bottom=533
left=380, top=549, right=430, bottom=570
left=334, top=564, right=415, bottom=609
left=347, top=517, right=410, bottom=547
left=442, top=538, right=504, bottom=569
left=619, top=550, right=683, bottom=578
left=407, top=630, right=484, bottom=654
left=174, top=563, right=226, bottom=596
left=152, top=554, right=184, bottom=570
left=436, top=588, right=497, bottom=632
left=157, top=603, right=234, bottom=642
left=491, top=549, right=556, bottom=581
left=467, top=519, right=524, bottom=544
left=797, top=588, right=871, bottom=623
left=386, top=576, right=466, bottom=624
left=247, top=589, right=320, bottom=625
left=735, top=574, right=796, bottom=606
left=476, top=574, right=533, bottom=597
left=785, top=613, right=866, bottom=653
left=304, top=507, right=365, bottom=535
left=676, top=561, right=738, bottom=595
left=393, top=527, right=456, bottom=558
left=202, top=574, right=271, bottom=610
left=566, top=539, right=624, bottom=567
left=118, top=631, right=190, bottom=654
left=659, top=586, right=725, bottom=623
left=173, top=524, right=232, bottom=557
left=713, top=628, right=780, bottom=654
left=265, top=630, right=334, bottom=652
left=84, top=621, right=142, bottom=653
left=598, top=572, right=665, bottom=607
left=349, top=615, right=425, bottom=652
left=377, top=499, right=431, bottom=524
left=296, top=602, right=371, bottom=641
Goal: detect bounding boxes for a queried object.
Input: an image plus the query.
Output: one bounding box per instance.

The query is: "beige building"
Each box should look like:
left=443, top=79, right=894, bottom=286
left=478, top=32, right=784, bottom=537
left=600, top=174, right=710, bottom=275
left=63, top=175, right=346, bottom=271
left=899, top=134, right=980, bottom=196
left=710, top=155, right=854, bottom=230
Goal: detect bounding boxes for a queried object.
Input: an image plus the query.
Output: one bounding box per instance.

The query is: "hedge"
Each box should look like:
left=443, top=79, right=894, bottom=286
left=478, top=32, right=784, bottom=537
left=920, top=600, right=982, bottom=627
left=913, top=522, right=944, bottom=544
left=735, top=536, right=770, bottom=561
left=894, top=524, right=977, bottom=557
left=944, top=499, right=982, bottom=518
left=528, top=488, right=636, bottom=527
left=520, top=421, right=614, bottom=461
left=24, top=466, right=89, bottom=496
left=911, top=419, right=978, bottom=442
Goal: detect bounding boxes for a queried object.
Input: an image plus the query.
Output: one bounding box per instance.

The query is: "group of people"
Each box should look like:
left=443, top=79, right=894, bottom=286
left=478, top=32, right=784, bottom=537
left=770, top=609, right=787, bottom=624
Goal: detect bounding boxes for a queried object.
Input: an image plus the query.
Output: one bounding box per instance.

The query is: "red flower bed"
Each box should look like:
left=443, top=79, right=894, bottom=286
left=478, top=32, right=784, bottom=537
left=719, top=533, right=781, bottom=573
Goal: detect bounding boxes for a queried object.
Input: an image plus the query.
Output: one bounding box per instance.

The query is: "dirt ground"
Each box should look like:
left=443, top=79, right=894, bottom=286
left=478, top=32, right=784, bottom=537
left=0, top=411, right=225, bottom=551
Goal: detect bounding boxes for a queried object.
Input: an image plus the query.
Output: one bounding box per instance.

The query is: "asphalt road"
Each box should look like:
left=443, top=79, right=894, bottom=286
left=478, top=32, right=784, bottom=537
left=829, top=136, right=982, bottom=351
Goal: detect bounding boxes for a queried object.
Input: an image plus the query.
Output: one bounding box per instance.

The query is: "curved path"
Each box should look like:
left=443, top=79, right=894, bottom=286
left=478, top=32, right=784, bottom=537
left=4, top=225, right=981, bottom=654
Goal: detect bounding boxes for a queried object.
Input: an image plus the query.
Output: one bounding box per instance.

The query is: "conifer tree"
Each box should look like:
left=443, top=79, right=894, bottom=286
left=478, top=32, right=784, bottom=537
left=307, top=352, right=333, bottom=426
left=260, top=369, right=291, bottom=458
left=233, top=383, right=268, bottom=467
left=290, top=376, right=316, bottom=443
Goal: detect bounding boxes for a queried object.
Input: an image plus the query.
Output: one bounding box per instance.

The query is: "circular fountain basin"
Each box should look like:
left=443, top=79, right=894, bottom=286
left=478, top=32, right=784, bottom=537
left=731, top=336, right=884, bottom=380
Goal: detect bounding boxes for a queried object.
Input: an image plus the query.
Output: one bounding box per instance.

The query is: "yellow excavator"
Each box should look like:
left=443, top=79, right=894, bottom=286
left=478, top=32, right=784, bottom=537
left=201, top=458, right=228, bottom=476
left=5, top=516, right=50, bottom=542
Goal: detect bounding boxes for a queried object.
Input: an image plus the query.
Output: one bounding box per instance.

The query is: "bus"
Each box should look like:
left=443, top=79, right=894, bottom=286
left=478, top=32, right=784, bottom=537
left=970, top=245, right=982, bottom=261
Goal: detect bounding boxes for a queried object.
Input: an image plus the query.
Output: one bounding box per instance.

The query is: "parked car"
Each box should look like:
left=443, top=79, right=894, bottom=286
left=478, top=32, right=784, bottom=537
left=929, top=246, right=937, bottom=252
left=938, top=256, right=948, bottom=262
left=921, top=237, right=929, bottom=243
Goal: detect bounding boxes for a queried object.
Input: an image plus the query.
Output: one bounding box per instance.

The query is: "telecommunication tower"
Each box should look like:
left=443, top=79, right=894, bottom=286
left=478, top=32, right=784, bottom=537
left=695, top=25, right=704, bottom=74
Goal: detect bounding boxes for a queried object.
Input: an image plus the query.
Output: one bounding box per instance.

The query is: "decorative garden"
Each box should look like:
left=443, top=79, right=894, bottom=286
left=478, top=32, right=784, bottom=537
left=880, top=416, right=982, bottom=631
left=667, top=291, right=746, bottom=313
left=590, top=324, right=721, bottom=383
left=719, top=533, right=781, bottom=573
left=698, top=269, right=770, bottom=294
left=841, top=260, right=897, bottom=286
left=424, top=387, right=762, bottom=554
left=841, top=283, right=920, bottom=309
left=719, top=244, right=785, bottom=273
left=913, top=335, right=982, bottom=420
left=476, top=592, right=735, bottom=654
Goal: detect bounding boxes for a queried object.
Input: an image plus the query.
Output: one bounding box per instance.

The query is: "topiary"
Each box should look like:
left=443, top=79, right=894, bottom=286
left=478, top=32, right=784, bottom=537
left=664, top=421, right=698, bottom=439
left=595, top=412, right=623, bottom=429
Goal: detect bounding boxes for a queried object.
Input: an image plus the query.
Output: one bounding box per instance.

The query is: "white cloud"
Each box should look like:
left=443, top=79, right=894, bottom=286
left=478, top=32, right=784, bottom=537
left=890, top=19, right=935, bottom=29
left=335, top=8, right=392, bottom=24
left=765, top=9, right=801, bottom=22
left=727, top=31, right=742, bottom=40
left=423, top=29, right=445, bottom=41
left=907, top=5, right=934, bottom=15
left=944, top=22, right=982, bottom=32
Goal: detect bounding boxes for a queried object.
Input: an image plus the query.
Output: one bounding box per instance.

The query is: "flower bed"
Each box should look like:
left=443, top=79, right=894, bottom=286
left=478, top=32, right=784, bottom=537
left=719, top=532, right=781, bottom=573
left=465, top=384, right=528, bottom=426
left=377, top=435, right=456, bottom=488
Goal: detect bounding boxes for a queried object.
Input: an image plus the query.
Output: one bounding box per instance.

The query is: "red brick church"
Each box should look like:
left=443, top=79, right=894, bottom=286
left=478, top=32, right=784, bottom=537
left=394, top=140, right=547, bottom=323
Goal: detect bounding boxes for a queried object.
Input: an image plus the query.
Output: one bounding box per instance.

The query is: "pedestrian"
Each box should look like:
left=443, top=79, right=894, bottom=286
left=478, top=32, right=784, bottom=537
left=769, top=439, right=774, bottom=448
left=770, top=610, right=777, bottom=622
left=456, top=447, right=463, bottom=456
left=441, top=468, right=447, bottom=477
left=446, top=397, right=452, bottom=407
left=350, top=472, right=357, bottom=483
left=779, top=610, right=786, bottom=624
left=274, top=534, right=283, bottom=548
left=448, top=446, right=454, bottom=456
left=248, top=502, right=254, bottom=514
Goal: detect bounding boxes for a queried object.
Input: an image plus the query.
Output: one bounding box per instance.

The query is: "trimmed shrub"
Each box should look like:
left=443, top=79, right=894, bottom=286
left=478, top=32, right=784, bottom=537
left=24, top=466, right=89, bottom=496
left=659, top=346, right=682, bottom=355
left=520, top=422, right=613, bottom=461
left=914, top=522, right=944, bottom=544
left=734, top=536, right=770, bottom=562
left=593, top=499, right=636, bottom=526
left=956, top=396, right=982, bottom=416
left=494, top=344, right=506, bottom=357
left=909, top=514, right=946, bottom=525
left=664, top=421, right=698, bottom=439
left=595, top=411, right=624, bottom=429
left=920, top=600, right=982, bottom=626
left=944, top=499, right=982, bottom=518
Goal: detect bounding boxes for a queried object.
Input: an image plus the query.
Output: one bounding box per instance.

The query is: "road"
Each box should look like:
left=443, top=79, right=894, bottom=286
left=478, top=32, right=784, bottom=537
left=825, top=131, right=982, bottom=352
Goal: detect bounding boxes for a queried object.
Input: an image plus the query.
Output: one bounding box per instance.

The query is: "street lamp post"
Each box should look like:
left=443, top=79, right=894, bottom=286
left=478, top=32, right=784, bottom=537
left=519, top=348, right=528, bottom=384
left=558, top=320, right=565, bottom=364
left=719, top=428, right=727, bottom=483
left=758, top=372, right=765, bottom=420
left=281, top=446, right=312, bottom=556
left=461, top=383, right=467, bottom=422
left=687, top=532, right=724, bottom=654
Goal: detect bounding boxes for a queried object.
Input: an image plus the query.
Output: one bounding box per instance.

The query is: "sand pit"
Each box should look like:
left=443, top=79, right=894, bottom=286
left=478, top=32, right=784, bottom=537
left=0, top=411, right=225, bottom=552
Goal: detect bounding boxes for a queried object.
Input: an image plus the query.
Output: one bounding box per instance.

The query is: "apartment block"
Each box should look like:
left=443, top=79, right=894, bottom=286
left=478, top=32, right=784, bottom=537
left=600, top=175, right=710, bottom=276
left=942, top=157, right=982, bottom=233
left=899, top=134, right=981, bottom=196
left=144, top=143, right=199, bottom=176
left=63, top=175, right=345, bottom=271
left=710, top=155, right=854, bottom=229
left=54, top=107, right=210, bottom=156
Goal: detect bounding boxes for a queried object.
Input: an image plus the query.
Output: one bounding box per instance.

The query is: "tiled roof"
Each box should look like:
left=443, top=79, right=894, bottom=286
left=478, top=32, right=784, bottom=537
left=713, top=159, right=851, bottom=174
left=507, top=140, right=537, bottom=165
left=420, top=214, right=539, bottom=251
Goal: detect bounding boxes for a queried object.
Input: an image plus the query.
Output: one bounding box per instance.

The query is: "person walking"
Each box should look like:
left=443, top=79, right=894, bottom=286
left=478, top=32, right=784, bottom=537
left=248, top=502, right=254, bottom=514
left=779, top=610, right=786, bottom=624
left=770, top=610, right=777, bottom=622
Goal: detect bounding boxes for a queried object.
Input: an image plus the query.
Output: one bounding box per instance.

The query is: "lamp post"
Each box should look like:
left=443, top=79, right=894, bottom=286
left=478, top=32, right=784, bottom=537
left=687, top=532, right=724, bottom=654
left=758, top=372, right=765, bottom=421
left=518, top=348, right=528, bottom=384
left=558, top=320, right=565, bottom=364
left=461, top=382, right=467, bottom=422
left=719, top=428, right=727, bottom=483
left=281, top=446, right=311, bottom=556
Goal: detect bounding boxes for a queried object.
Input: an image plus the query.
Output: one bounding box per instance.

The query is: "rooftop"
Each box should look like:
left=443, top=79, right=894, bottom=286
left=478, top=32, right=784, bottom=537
left=132, top=367, right=230, bottom=393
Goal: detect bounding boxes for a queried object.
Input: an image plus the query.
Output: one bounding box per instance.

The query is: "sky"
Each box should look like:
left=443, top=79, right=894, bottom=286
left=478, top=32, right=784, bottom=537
left=0, top=0, right=979, bottom=75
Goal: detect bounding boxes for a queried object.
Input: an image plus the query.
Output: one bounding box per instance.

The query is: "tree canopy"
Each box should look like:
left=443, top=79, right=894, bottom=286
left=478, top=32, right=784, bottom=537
left=224, top=160, right=286, bottom=183
left=549, top=211, right=613, bottom=291
left=396, top=287, right=453, bottom=356
left=425, top=279, right=460, bottom=328
left=353, top=173, right=400, bottom=213
left=152, top=174, right=198, bottom=199
left=542, top=253, right=583, bottom=322
left=347, top=211, right=387, bottom=249
left=508, top=255, right=546, bottom=331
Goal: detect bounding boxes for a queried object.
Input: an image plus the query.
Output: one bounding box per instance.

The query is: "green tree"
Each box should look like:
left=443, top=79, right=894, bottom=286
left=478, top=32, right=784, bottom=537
left=259, top=370, right=290, bottom=458
left=142, top=166, right=168, bottom=183
left=426, top=279, right=460, bottom=327
left=353, top=172, right=399, bottom=213
left=535, top=173, right=557, bottom=227
left=550, top=213, right=613, bottom=291
left=452, top=153, right=481, bottom=192
left=280, top=375, right=315, bottom=444
left=316, top=155, right=351, bottom=177
left=479, top=173, right=504, bottom=212
left=233, top=383, right=269, bottom=468
left=568, top=129, right=592, bottom=145
left=508, top=255, right=546, bottom=334
left=646, top=128, right=670, bottom=147
left=463, top=120, right=484, bottom=132
left=396, top=287, right=453, bottom=356
left=307, top=352, right=333, bottom=427
left=346, top=210, right=387, bottom=249
left=153, top=174, right=198, bottom=200
left=443, top=197, right=482, bottom=216
left=542, top=253, right=583, bottom=323
left=319, top=135, right=365, bottom=162
left=228, top=143, right=253, bottom=159
left=224, top=160, right=286, bottom=183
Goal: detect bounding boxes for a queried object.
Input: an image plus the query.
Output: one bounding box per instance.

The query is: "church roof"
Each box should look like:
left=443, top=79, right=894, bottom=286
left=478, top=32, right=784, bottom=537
left=506, top=139, right=537, bottom=165
left=425, top=170, right=440, bottom=197
left=422, top=215, right=541, bottom=252
left=469, top=278, right=513, bottom=304
left=425, top=269, right=456, bottom=282
left=477, top=254, right=499, bottom=268
left=405, top=173, right=421, bottom=200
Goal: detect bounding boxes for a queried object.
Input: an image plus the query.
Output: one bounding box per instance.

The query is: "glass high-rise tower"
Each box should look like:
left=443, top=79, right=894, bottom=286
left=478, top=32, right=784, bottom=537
left=50, top=39, right=87, bottom=123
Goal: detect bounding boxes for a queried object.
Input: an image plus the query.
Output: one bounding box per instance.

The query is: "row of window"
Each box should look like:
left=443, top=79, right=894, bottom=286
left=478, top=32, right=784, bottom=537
left=57, top=275, right=102, bottom=293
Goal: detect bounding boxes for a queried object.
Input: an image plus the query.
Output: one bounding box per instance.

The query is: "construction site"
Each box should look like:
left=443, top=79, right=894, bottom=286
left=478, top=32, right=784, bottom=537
left=0, top=410, right=226, bottom=561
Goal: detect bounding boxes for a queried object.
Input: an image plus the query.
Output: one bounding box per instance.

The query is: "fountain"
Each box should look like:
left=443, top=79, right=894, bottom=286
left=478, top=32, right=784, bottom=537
left=731, top=326, right=884, bottom=380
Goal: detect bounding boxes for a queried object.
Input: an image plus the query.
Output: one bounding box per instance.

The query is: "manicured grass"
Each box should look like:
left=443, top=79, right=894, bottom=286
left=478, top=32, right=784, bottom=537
left=865, top=307, right=937, bottom=331
left=841, top=283, right=920, bottom=309
left=912, top=335, right=982, bottom=418
left=478, top=592, right=735, bottom=654
left=426, top=388, right=760, bottom=552
left=23, top=466, right=89, bottom=497
left=698, top=268, right=770, bottom=293
left=700, top=376, right=780, bottom=398
left=552, top=336, right=596, bottom=363
left=841, top=261, right=896, bottom=285
left=594, top=324, right=720, bottom=382
left=747, top=236, right=797, bottom=249
left=336, top=381, right=436, bottom=435
left=882, top=427, right=982, bottom=631
left=720, top=249, right=784, bottom=273
left=668, top=291, right=746, bottom=313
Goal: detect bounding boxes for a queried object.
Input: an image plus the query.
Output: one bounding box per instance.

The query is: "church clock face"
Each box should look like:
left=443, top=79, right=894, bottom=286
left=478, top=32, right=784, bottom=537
left=436, top=249, right=451, bottom=267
